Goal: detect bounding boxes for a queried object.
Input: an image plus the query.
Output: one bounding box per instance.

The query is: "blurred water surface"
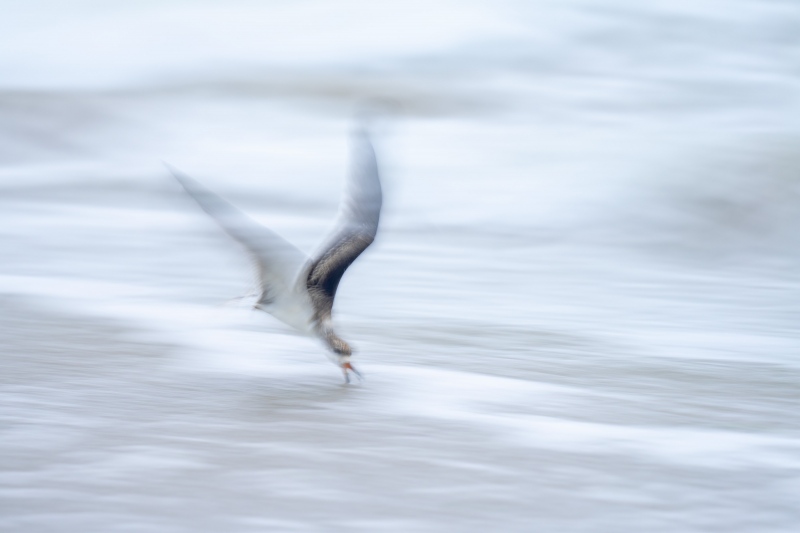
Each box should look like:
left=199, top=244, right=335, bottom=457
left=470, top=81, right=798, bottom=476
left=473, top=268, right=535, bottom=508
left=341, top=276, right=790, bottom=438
left=1, top=1, right=800, bottom=532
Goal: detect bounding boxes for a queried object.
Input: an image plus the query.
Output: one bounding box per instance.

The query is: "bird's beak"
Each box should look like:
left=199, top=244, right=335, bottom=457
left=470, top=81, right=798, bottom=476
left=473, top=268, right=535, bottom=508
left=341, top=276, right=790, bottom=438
left=341, top=361, right=363, bottom=384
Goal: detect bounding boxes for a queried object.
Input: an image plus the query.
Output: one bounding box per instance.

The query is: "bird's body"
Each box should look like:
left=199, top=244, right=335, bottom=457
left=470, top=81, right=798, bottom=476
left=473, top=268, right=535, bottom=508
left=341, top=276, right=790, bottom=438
left=169, top=127, right=381, bottom=382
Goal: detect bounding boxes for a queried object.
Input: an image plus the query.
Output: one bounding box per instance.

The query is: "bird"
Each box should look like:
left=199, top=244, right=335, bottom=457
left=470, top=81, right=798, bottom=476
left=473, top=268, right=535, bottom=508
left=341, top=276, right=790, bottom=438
left=168, top=126, right=382, bottom=383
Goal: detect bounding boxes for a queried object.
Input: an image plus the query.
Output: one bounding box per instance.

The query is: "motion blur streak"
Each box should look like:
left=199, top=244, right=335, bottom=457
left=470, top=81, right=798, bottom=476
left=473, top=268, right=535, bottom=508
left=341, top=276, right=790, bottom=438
left=1, top=1, right=799, bottom=532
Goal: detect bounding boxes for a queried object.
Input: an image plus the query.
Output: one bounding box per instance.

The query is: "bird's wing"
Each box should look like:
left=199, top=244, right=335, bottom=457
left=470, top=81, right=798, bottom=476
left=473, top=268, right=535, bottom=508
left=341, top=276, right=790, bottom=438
left=168, top=165, right=308, bottom=305
left=304, top=127, right=382, bottom=320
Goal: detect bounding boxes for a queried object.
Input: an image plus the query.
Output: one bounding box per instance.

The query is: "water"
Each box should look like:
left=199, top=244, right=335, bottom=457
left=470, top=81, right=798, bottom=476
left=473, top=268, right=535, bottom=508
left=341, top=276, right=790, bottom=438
left=1, top=1, right=800, bottom=531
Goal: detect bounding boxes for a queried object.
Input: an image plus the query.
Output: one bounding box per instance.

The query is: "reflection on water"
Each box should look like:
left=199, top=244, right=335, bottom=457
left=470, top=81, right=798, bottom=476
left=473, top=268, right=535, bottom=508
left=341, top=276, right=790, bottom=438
left=2, top=1, right=800, bottom=531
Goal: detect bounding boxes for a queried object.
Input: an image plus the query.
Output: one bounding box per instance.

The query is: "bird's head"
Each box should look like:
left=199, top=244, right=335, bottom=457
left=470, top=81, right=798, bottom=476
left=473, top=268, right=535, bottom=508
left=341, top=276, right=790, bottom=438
left=326, top=335, right=352, bottom=357
left=316, top=320, right=353, bottom=357
left=320, top=326, right=362, bottom=382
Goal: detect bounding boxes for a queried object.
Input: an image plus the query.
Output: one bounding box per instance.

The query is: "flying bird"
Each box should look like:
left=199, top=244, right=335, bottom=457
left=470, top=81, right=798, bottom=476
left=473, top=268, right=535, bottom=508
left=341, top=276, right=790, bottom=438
left=168, top=127, right=382, bottom=383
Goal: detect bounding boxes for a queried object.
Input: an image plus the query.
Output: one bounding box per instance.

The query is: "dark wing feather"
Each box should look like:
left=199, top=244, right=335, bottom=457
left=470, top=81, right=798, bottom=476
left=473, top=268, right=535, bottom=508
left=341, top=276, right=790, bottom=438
left=306, top=128, right=382, bottom=320
left=168, top=165, right=307, bottom=304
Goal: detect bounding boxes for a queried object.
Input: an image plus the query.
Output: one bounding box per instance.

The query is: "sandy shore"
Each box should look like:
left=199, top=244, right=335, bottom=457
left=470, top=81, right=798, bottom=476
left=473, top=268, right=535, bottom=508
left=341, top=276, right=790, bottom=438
left=3, top=293, right=799, bottom=532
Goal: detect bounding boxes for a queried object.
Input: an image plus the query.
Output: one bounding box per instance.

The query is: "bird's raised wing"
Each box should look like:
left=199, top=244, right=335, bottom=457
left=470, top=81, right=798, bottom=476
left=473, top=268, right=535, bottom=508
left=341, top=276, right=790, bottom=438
left=305, top=127, right=382, bottom=321
left=168, top=165, right=308, bottom=305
